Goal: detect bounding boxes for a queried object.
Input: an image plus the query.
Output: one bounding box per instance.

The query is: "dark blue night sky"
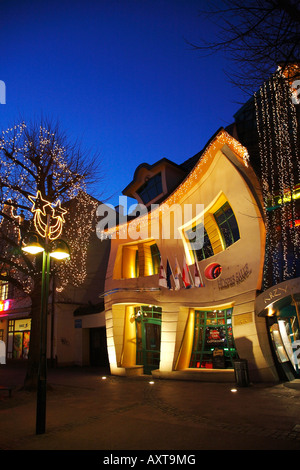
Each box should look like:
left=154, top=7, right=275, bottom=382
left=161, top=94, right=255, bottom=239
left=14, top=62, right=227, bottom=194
left=0, top=0, right=247, bottom=207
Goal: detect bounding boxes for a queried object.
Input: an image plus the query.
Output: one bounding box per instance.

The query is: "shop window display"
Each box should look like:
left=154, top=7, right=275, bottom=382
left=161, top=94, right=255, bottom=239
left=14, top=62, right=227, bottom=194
left=189, top=309, right=238, bottom=369
left=7, top=319, right=31, bottom=360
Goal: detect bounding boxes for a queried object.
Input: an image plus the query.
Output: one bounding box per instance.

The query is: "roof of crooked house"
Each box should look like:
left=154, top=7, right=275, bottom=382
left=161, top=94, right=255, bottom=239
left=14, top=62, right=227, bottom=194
left=178, top=127, right=224, bottom=174
left=107, top=126, right=253, bottom=232
left=122, top=127, right=224, bottom=212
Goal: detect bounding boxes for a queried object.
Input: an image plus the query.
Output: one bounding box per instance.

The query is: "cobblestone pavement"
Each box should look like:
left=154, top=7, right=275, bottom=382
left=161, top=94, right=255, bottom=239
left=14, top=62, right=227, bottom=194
left=1, top=362, right=300, bottom=452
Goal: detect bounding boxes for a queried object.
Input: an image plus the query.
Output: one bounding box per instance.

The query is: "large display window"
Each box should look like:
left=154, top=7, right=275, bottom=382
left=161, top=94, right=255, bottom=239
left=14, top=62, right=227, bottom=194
left=189, top=308, right=238, bottom=369
left=7, top=318, right=31, bottom=360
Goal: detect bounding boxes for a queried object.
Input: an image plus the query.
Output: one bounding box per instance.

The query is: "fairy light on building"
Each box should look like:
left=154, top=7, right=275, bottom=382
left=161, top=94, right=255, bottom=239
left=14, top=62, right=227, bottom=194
left=254, top=68, right=299, bottom=289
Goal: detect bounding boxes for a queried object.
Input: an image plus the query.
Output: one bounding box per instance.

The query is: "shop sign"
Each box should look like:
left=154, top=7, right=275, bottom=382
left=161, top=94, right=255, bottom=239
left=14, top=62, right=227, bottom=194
left=217, top=263, right=252, bottom=290
left=0, top=300, right=10, bottom=312
left=209, top=329, right=220, bottom=341
left=15, top=319, right=31, bottom=331
left=255, top=278, right=300, bottom=315
left=262, top=286, right=288, bottom=305
left=234, top=313, right=253, bottom=326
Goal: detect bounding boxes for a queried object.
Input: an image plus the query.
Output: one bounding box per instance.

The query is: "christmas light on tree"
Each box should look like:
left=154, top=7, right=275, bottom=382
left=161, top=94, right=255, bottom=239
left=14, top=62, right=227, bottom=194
left=0, top=120, right=100, bottom=295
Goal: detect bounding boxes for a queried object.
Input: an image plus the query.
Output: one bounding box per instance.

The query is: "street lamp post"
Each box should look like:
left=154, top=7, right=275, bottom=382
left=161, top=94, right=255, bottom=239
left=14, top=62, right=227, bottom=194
left=22, top=192, right=70, bottom=435
left=36, top=232, right=51, bottom=435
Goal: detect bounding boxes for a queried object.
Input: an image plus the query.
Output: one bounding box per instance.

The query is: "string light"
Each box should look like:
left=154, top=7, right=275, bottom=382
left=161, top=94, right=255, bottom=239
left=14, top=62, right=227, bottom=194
left=55, top=190, right=99, bottom=292
left=103, top=129, right=250, bottom=239
left=254, top=68, right=299, bottom=289
left=0, top=201, right=33, bottom=294
left=0, top=122, right=97, bottom=295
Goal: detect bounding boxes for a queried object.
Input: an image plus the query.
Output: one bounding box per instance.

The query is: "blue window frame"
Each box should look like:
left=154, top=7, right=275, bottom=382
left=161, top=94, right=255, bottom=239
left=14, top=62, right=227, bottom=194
left=137, top=173, right=163, bottom=204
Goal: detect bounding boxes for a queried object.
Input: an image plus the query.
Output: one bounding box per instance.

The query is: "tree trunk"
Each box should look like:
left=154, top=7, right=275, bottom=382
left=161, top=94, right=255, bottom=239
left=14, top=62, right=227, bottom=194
left=22, top=278, right=42, bottom=391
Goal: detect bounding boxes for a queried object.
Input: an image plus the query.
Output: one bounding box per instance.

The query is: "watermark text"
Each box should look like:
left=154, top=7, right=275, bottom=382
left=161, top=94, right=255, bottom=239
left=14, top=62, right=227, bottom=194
left=0, top=81, right=6, bottom=104
left=96, top=197, right=204, bottom=250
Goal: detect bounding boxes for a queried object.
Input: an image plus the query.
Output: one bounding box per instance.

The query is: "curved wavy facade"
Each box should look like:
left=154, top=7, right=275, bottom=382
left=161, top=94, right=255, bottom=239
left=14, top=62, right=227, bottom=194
left=102, top=128, right=284, bottom=382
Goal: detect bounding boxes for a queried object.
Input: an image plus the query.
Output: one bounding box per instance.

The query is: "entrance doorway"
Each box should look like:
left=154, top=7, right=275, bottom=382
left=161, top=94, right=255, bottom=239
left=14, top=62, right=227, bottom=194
left=135, top=306, right=162, bottom=375
left=89, top=327, right=109, bottom=368
left=267, top=305, right=300, bottom=380
left=189, top=308, right=238, bottom=369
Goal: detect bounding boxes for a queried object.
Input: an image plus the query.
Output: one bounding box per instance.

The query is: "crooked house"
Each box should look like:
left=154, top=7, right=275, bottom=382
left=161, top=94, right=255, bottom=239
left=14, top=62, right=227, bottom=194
left=102, top=126, right=299, bottom=383
left=101, top=128, right=284, bottom=382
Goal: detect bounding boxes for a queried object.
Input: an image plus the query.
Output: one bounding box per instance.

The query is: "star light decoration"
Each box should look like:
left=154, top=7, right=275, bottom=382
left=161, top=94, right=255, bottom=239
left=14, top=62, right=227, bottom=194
left=28, top=190, right=67, bottom=240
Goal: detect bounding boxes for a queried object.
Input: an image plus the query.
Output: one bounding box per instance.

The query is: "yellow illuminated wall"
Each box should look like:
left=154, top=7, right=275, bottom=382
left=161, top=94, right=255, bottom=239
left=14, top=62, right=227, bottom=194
left=120, top=305, right=137, bottom=367
left=113, top=240, right=160, bottom=280
left=175, top=309, right=195, bottom=370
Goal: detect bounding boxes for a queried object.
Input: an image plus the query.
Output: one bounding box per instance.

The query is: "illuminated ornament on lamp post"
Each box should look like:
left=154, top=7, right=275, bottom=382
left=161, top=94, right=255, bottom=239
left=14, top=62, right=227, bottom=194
left=28, top=190, right=67, bottom=241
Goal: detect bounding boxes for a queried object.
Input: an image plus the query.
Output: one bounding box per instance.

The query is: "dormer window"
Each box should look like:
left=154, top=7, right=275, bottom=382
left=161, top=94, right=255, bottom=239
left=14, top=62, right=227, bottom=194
left=122, top=158, right=186, bottom=205
left=136, top=173, right=163, bottom=205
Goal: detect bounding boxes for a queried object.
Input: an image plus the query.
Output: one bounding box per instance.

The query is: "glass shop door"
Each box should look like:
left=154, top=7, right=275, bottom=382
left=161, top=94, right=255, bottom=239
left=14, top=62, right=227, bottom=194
left=268, top=309, right=300, bottom=380
left=135, top=306, right=162, bottom=375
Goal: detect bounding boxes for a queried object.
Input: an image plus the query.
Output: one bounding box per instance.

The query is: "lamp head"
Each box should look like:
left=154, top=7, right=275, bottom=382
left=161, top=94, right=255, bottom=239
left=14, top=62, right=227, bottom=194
left=22, top=233, right=44, bottom=255
left=50, top=239, right=70, bottom=260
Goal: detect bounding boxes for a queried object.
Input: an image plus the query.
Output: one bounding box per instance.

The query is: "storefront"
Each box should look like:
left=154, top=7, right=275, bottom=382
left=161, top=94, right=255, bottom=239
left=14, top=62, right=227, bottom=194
left=7, top=318, right=31, bottom=359
left=0, top=297, right=32, bottom=362
left=189, top=308, right=238, bottom=369
left=255, top=278, right=300, bottom=381
left=267, top=310, right=299, bottom=380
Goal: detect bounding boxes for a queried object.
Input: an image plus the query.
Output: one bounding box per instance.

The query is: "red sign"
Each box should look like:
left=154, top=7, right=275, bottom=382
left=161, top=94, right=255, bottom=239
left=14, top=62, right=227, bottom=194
left=209, top=329, right=220, bottom=340
left=0, top=300, right=10, bottom=312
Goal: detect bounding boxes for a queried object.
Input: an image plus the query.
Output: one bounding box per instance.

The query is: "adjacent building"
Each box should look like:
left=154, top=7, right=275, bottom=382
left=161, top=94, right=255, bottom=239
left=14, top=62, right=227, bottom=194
left=0, top=196, right=111, bottom=369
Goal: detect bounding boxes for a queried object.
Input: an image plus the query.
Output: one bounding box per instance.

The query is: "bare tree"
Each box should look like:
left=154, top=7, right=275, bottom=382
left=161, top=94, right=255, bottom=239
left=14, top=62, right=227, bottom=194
left=0, top=118, right=101, bottom=388
left=190, top=0, right=300, bottom=93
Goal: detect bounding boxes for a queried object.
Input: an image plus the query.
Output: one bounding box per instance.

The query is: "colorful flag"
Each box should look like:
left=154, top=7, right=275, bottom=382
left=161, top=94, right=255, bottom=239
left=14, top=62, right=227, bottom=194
left=194, top=259, right=204, bottom=287
left=182, top=257, right=191, bottom=288
left=158, top=261, right=167, bottom=288
left=174, top=256, right=181, bottom=290
left=166, top=259, right=172, bottom=289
